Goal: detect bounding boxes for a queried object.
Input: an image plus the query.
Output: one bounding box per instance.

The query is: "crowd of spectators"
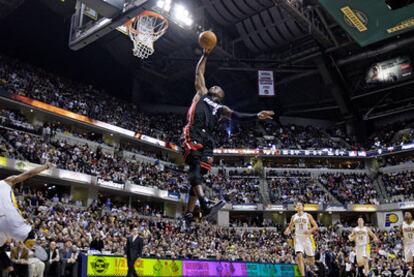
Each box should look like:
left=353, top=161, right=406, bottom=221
left=0, top=55, right=371, bottom=151
left=318, top=173, right=379, bottom=205
left=267, top=177, right=330, bottom=205
left=0, top=127, right=188, bottom=195
left=369, top=120, right=414, bottom=150
left=382, top=170, right=414, bottom=203
left=205, top=174, right=262, bottom=204
left=3, top=187, right=410, bottom=277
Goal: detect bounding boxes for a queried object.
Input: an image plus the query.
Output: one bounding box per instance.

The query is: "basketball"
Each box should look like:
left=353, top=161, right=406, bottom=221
left=198, top=31, right=217, bottom=50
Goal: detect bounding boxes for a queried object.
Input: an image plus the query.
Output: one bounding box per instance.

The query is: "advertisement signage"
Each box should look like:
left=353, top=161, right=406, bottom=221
left=86, top=256, right=128, bottom=276
left=135, top=258, right=182, bottom=277
left=352, top=204, right=377, bottom=212
left=304, top=204, right=320, bottom=211
left=182, top=261, right=246, bottom=276
left=0, top=156, right=7, bottom=167
left=246, top=263, right=300, bottom=277
left=366, top=56, right=412, bottom=84
left=82, top=256, right=298, bottom=277
left=399, top=202, right=414, bottom=209
left=97, top=179, right=125, bottom=190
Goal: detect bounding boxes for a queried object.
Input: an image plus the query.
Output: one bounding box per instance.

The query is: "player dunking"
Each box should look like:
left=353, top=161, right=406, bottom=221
left=182, top=48, right=274, bottom=224
left=0, top=163, right=51, bottom=272
left=402, top=211, right=414, bottom=271
left=348, top=217, right=380, bottom=277
left=284, top=202, right=318, bottom=276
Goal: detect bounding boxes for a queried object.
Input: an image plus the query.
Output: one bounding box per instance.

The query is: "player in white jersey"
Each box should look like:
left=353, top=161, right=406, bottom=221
left=348, top=217, right=379, bottom=277
left=0, top=164, right=51, bottom=251
left=402, top=211, right=414, bottom=269
left=284, top=202, right=318, bottom=277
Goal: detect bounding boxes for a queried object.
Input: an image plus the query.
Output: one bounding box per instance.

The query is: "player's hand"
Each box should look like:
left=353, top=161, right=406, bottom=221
left=284, top=229, right=291, bottom=236
left=203, top=48, right=213, bottom=56
left=374, top=238, right=380, bottom=244
left=258, top=111, right=274, bottom=120
left=45, top=162, right=55, bottom=170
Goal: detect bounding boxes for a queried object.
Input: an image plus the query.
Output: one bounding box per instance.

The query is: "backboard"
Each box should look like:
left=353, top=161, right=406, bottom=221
left=68, top=0, right=149, bottom=50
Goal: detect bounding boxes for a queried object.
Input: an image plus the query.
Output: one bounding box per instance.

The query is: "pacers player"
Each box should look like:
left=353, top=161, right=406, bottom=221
left=0, top=163, right=51, bottom=252
left=402, top=211, right=414, bottom=270
left=348, top=217, right=380, bottom=277
left=284, top=202, right=318, bottom=276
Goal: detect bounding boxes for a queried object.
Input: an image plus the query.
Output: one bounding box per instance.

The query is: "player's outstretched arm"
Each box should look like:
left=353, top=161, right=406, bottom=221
left=284, top=217, right=294, bottom=236
left=4, top=163, right=51, bottom=187
left=368, top=228, right=380, bottom=243
left=193, top=49, right=211, bottom=102
left=221, top=106, right=275, bottom=121
left=348, top=230, right=356, bottom=241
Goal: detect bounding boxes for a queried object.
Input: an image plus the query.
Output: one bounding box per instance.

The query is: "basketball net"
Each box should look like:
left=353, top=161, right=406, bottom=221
left=126, top=11, right=168, bottom=59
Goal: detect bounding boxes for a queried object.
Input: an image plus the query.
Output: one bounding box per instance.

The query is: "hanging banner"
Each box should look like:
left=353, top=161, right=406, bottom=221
left=258, top=70, right=275, bottom=97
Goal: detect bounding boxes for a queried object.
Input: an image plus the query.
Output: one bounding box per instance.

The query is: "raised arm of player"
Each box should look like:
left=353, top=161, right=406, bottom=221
left=193, top=50, right=211, bottom=103
left=306, top=213, right=318, bottom=235
left=284, top=217, right=295, bottom=236
left=221, top=106, right=275, bottom=121
left=368, top=228, right=380, bottom=243
left=3, top=163, right=51, bottom=187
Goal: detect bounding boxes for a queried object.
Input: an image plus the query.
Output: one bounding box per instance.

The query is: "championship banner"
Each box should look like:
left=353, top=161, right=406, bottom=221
left=258, top=70, right=275, bottom=97
left=319, top=0, right=414, bottom=46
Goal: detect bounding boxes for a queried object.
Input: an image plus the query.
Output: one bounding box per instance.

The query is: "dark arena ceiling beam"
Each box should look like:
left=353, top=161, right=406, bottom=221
left=0, top=0, right=24, bottom=18
left=315, top=56, right=353, bottom=119
left=272, top=0, right=333, bottom=48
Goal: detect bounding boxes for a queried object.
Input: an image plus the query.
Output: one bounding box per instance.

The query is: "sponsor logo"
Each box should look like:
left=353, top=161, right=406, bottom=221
left=341, top=6, right=368, bottom=32
left=90, top=258, right=109, bottom=274
left=387, top=18, right=414, bottom=33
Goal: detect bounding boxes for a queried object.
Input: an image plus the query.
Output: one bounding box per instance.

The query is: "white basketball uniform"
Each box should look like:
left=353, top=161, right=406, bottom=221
left=0, top=180, right=31, bottom=246
left=402, top=221, right=414, bottom=263
left=353, top=226, right=370, bottom=260
left=292, top=212, right=315, bottom=256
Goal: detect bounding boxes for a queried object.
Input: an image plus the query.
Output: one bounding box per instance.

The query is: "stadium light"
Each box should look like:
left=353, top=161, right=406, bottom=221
left=172, top=4, right=193, bottom=26
left=156, top=0, right=172, bottom=12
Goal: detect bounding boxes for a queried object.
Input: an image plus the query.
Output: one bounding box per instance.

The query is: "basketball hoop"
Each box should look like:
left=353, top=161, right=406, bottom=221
left=124, top=11, right=168, bottom=59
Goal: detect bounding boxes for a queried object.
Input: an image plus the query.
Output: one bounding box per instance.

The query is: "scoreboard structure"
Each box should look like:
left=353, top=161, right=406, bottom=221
left=319, top=0, right=414, bottom=46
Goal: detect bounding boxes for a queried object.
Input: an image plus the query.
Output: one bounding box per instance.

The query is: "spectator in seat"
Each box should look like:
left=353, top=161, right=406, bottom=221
left=28, top=253, right=45, bottom=277
left=45, top=241, right=60, bottom=277
left=60, top=240, right=75, bottom=277
left=90, top=233, right=104, bottom=252
left=10, top=241, right=29, bottom=277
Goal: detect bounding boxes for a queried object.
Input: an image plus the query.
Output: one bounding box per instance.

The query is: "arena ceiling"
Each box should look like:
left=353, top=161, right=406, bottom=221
left=1, top=0, right=414, bottom=124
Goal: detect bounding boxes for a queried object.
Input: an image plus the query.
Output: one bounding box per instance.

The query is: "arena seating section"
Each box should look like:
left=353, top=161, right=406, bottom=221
left=1, top=55, right=414, bottom=276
